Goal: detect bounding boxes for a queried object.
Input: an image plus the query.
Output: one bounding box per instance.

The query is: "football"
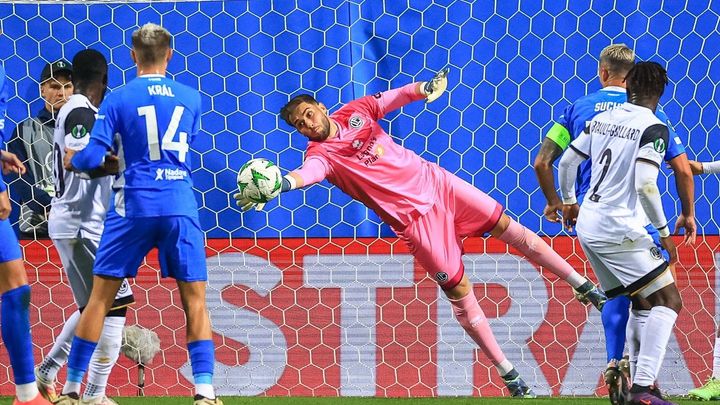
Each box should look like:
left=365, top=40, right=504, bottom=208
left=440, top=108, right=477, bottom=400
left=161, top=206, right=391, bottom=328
left=237, top=158, right=283, bottom=203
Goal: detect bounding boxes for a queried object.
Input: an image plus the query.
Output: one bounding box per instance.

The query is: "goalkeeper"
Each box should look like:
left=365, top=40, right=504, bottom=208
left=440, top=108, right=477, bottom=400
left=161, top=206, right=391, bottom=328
left=235, top=69, right=607, bottom=398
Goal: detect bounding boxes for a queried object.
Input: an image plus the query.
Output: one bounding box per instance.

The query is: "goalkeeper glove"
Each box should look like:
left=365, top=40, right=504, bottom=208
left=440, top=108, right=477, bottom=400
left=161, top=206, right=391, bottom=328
left=423, top=67, right=450, bottom=103
left=233, top=193, right=266, bottom=212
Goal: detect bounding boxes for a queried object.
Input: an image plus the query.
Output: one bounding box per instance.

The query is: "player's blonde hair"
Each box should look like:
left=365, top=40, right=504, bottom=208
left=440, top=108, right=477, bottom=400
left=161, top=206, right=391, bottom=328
left=132, top=23, right=171, bottom=66
left=599, top=44, right=635, bottom=76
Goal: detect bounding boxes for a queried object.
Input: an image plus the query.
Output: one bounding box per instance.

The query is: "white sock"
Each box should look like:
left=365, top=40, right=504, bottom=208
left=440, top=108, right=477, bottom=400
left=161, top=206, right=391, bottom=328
left=196, top=383, right=215, bottom=399
left=495, top=359, right=514, bottom=376
left=62, top=380, right=81, bottom=396
left=633, top=306, right=678, bottom=387
left=627, top=309, right=650, bottom=379
left=566, top=273, right=587, bottom=289
left=38, top=310, right=81, bottom=382
left=16, top=382, right=39, bottom=402
left=83, top=316, right=125, bottom=400
left=712, top=336, right=720, bottom=379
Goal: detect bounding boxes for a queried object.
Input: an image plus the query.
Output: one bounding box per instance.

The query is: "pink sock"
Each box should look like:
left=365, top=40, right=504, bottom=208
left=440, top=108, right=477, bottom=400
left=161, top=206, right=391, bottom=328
left=497, top=218, right=584, bottom=287
left=450, top=288, right=507, bottom=367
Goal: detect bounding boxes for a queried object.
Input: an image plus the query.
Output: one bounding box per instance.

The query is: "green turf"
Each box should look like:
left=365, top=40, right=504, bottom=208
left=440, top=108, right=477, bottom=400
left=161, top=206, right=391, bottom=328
left=1, top=397, right=707, bottom=405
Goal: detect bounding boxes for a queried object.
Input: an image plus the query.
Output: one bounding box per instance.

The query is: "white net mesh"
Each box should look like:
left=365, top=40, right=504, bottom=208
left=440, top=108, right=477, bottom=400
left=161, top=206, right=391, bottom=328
left=1, top=0, right=719, bottom=398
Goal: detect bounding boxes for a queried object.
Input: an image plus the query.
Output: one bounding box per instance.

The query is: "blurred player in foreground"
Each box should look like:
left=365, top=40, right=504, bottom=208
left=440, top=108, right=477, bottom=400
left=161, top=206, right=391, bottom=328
left=59, top=23, right=222, bottom=405
left=559, top=62, right=682, bottom=405
left=685, top=158, right=720, bottom=401
left=534, top=44, right=695, bottom=404
left=0, top=49, right=52, bottom=405
left=235, top=68, right=607, bottom=398
left=38, top=49, right=134, bottom=405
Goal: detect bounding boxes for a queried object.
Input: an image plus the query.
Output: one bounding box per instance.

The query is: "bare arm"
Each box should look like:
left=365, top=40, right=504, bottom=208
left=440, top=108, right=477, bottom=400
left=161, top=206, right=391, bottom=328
left=668, top=153, right=696, bottom=245
left=558, top=147, right=586, bottom=231
left=533, top=137, right=564, bottom=222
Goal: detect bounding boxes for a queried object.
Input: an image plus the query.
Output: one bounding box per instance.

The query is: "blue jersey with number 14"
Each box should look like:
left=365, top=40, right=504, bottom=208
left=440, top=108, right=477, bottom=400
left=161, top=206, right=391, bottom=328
left=90, top=74, right=202, bottom=218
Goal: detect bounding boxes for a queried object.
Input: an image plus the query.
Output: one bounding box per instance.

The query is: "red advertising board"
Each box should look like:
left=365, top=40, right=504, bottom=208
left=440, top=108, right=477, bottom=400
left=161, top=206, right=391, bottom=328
left=0, top=236, right=716, bottom=397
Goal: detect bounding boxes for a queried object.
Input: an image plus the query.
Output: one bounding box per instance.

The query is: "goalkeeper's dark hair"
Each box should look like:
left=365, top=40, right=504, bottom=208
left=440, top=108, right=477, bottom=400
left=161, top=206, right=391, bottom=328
left=71, top=49, right=108, bottom=88
left=625, top=61, right=668, bottom=102
left=280, top=94, right=319, bottom=127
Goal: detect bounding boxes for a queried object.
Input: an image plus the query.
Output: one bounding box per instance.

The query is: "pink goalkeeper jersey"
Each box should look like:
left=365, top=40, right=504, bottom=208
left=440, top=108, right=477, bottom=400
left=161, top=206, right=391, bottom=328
left=296, top=83, right=445, bottom=230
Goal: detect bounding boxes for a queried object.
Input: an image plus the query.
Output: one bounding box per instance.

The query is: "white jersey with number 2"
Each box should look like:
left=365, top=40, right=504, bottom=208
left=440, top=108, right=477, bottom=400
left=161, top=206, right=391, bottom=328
left=570, top=102, right=669, bottom=242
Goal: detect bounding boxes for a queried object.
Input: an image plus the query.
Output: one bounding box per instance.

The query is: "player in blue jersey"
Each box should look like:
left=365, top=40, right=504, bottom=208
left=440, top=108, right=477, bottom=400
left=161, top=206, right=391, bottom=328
left=533, top=44, right=696, bottom=404
left=56, top=23, right=222, bottom=405
left=1, top=62, right=53, bottom=405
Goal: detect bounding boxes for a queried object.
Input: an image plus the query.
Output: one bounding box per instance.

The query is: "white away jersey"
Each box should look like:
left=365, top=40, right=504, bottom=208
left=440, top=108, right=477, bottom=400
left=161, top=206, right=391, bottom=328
left=571, top=102, right=668, bottom=241
left=49, top=94, right=113, bottom=239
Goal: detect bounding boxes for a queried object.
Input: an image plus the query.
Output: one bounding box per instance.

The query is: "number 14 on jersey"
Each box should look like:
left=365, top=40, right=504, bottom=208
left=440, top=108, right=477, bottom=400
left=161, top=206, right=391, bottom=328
left=138, top=105, right=189, bottom=162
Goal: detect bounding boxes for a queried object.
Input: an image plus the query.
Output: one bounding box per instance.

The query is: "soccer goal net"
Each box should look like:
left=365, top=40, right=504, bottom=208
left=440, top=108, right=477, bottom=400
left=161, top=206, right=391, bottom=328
left=1, top=0, right=719, bottom=398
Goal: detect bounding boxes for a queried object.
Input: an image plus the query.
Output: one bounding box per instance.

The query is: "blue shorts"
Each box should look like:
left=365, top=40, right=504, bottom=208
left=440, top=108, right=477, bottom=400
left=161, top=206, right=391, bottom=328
left=94, top=211, right=207, bottom=282
left=0, top=219, right=22, bottom=263
left=645, top=223, right=670, bottom=261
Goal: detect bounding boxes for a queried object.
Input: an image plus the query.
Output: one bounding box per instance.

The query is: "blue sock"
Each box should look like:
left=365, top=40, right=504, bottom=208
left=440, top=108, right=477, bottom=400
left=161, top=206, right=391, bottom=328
left=1, top=285, right=35, bottom=385
left=601, top=295, right=631, bottom=364
left=188, top=339, right=215, bottom=384
left=66, top=336, right=98, bottom=384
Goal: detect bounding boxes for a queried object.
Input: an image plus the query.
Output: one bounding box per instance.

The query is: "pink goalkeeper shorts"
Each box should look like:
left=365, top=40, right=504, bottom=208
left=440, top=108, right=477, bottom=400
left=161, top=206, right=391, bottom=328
left=398, top=170, right=503, bottom=290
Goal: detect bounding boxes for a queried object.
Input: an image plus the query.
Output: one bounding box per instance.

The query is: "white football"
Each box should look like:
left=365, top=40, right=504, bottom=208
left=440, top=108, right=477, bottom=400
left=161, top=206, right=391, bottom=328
left=237, top=158, right=283, bottom=203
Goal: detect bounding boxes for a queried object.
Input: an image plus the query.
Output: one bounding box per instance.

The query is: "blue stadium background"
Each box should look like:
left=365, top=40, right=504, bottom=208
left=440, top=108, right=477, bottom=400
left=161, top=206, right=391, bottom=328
left=1, top=0, right=719, bottom=238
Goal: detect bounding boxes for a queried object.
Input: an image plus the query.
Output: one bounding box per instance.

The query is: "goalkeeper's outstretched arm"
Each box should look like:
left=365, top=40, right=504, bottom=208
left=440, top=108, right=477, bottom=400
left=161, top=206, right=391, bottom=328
left=234, top=157, right=328, bottom=211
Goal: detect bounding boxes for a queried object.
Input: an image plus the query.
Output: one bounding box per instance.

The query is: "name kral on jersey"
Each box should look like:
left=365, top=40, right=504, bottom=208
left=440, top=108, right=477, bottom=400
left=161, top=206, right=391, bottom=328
left=589, top=120, right=641, bottom=140
left=148, top=84, right=175, bottom=97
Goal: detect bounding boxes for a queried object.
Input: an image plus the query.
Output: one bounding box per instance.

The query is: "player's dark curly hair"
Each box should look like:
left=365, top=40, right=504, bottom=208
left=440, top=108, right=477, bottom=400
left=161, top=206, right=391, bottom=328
left=625, top=61, right=668, bottom=101
left=280, top=94, right=319, bottom=127
left=72, top=49, right=108, bottom=87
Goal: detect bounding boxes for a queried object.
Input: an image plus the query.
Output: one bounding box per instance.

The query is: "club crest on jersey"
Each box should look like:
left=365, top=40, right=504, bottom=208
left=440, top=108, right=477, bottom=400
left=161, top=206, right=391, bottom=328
left=352, top=139, right=363, bottom=150
left=118, top=279, right=130, bottom=295
left=349, top=116, right=364, bottom=129
left=435, top=272, right=449, bottom=283
left=653, top=138, right=666, bottom=153
left=650, top=247, right=663, bottom=260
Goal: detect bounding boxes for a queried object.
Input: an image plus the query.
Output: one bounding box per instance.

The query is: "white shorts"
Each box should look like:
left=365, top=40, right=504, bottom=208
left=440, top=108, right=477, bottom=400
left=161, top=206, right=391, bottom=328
left=577, top=233, right=672, bottom=298
left=52, top=236, right=134, bottom=309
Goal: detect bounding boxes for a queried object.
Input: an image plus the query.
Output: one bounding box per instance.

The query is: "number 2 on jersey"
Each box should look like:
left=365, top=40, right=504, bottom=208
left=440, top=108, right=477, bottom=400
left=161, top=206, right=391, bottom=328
left=588, top=148, right=612, bottom=203
left=137, top=105, right=189, bottom=162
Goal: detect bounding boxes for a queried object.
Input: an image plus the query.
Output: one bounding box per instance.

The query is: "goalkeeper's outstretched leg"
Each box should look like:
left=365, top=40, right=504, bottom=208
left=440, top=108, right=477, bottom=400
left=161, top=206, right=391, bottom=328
left=445, top=275, right=536, bottom=398
left=488, top=213, right=607, bottom=311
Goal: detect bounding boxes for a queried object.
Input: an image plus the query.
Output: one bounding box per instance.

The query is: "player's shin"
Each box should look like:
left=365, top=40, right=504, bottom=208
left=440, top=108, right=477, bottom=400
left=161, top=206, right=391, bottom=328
left=63, top=336, right=98, bottom=396
left=37, top=310, right=81, bottom=384
left=627, top=309, right=650, bottom=379
left=448, top=288, right=511, bottom=375
left=713, top=336, right=720, bottom=379
left=633, top=306, right=677, bottom=389
left=83, top=315, right=125, bottom=401
left=602, top=295, right=631, bottom=364
left=188, top=339, right=216, bottom=400
left=1, top=284, right=40, bottom=402
left=496, top=218, right=586, bottom=286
